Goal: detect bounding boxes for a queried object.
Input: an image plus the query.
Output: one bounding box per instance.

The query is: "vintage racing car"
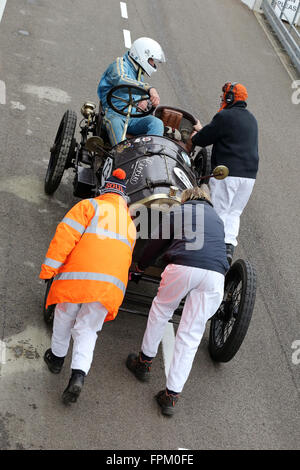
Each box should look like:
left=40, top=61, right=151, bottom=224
left=43, top=84, right=257, bottom=363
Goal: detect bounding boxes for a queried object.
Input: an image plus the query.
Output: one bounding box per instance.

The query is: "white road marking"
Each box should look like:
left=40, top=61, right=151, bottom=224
left=0, top=340, right=6, bottom=365
left=120, top=2, right=128, bottom=19
left=0, top=80, right=6, bottom=104
left=123, top=29, right=131, bottom=48
left=0, top=0, right=7, bottom=23
left=22, top=84, right=71, bottom=103
left=162, top=322, right=176, bottom=377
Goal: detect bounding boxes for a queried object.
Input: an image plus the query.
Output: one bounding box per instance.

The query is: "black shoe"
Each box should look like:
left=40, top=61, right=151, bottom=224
left=126, top=352, right=152, bottom=382
left=226, top=244, right=235, bottom=266
left=44, top=348, right=64, bottom=374
left=156, top=389, right=179, bottom=417
left=62, top=370, right=85, bottom=405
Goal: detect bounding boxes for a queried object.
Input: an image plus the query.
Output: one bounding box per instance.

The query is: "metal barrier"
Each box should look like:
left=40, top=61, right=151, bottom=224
left=261, top=0, right=300, bottom=73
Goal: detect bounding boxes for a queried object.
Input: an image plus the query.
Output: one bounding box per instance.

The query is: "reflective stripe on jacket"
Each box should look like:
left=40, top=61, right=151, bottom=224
left=40, top=193, right=136, bottom=322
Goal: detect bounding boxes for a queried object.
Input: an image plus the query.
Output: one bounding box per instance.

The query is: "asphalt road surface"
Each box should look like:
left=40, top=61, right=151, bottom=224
left=0, top=0, right=299, bottom=450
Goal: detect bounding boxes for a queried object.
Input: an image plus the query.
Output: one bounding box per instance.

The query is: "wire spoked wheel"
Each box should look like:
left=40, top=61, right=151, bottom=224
left=194, top=147, right=211, bottom=184
left=208, top=259, right=257, bottom=363
left=44, top=109, right=77, bottom=195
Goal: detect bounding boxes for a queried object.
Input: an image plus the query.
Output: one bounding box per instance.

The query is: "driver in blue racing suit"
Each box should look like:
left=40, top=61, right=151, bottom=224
left=97, top=37, right=165, bottom=146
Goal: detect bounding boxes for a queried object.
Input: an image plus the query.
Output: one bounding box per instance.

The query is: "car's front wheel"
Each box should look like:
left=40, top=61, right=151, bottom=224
left=44, top=110, right=77, bottom=195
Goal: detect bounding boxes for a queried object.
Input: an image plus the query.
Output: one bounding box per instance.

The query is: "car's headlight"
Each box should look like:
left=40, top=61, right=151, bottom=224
left=81, top=102, right=96, bottom=119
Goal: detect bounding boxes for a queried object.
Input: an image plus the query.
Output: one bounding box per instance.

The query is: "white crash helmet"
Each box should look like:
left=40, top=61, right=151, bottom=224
left=129, top=37, right=166, bottom=77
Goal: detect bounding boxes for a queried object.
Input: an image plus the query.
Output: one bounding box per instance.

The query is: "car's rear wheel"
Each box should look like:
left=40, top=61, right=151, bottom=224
left=194, top=147, right=211, bottom=184
left=44, top=110, right=77, bottom=195
left=208, top=259, right=257, bottom=362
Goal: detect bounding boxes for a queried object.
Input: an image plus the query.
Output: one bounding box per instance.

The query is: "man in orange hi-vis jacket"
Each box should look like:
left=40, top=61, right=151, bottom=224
left=40, top=169, right=136, bottom=405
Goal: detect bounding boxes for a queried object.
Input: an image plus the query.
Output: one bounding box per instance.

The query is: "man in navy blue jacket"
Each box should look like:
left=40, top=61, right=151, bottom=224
left=126, top=186, right=228, bottom=416
left=191, top=82, right=259, bottom=264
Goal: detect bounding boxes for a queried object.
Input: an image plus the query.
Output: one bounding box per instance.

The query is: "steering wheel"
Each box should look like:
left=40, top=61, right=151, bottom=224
left=107, top=84, right=155, bottom=118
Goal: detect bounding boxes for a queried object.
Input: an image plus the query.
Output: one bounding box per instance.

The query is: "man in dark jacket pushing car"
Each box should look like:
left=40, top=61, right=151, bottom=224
left=191, top=82, right=259, bottom=265
left=127, top=186, right=229, bottom=416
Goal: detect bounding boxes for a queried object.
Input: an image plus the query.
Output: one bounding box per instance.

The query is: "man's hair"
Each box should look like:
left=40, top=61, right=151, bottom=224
left=181, top=185, right=211, bottom=204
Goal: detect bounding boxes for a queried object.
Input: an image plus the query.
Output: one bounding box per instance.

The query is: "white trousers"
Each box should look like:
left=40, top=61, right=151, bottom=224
left=141, top=264, right=224, bottom=393
left=51, top=302, right=108, bottom=374
left=209, top=176, right=255, bottom=246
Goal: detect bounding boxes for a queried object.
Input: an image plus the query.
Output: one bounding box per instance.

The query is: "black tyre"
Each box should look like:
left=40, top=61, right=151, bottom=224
left=44, top=110, right=77, bottom=195
left=194, top=147, right=211, bottom=184
left=208, top=259, right=257, bottom=363
left=43, top=279, right=56, bottom=325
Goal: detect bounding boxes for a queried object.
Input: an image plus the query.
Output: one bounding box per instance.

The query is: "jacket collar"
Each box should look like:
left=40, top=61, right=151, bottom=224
left=183, top=199, right=214, bottom=208
left=124, top=52, right=142, bottom=74
left=226, top=100, right=247, bottom=110
left=96, top=192, right=128, bottom=208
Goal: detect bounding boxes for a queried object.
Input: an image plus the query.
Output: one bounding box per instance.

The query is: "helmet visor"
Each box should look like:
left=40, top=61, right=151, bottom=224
left=148, top=58, right=157, bottom=70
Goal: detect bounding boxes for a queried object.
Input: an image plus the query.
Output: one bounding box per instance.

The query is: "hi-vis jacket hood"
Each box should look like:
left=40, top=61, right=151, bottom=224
left=40, top=193, right=136, bottom=322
